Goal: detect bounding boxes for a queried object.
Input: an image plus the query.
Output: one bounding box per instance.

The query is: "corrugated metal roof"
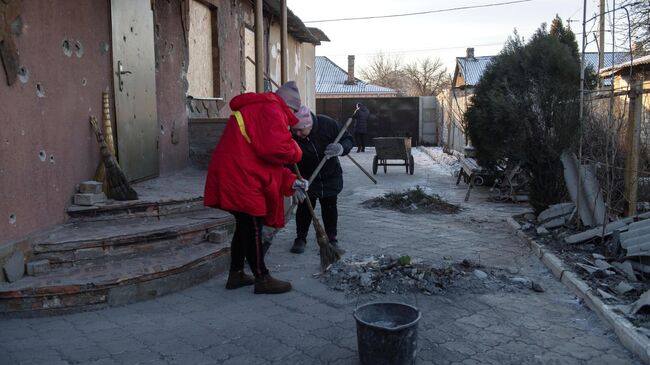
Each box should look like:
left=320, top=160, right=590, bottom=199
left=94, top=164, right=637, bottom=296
left=315, top=56, right=398, bottom=95
left=456, top=56, right=494, bottom=87
left=456, top=52, right=629, bottom=87
left=601, top=54, right=650, bottom=75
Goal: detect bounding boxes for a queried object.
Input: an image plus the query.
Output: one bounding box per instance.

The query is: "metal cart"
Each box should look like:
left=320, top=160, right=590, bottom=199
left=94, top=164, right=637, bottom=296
left=372, top=137, right=414, bottom=175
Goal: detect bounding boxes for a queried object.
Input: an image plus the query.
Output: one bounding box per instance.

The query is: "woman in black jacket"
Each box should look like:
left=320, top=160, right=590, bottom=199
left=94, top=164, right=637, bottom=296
left=290, top=106, right=354, bottom=254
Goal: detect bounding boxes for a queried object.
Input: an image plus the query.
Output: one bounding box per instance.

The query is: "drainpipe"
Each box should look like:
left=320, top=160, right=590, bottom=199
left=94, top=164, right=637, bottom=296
left=255, top=0, right=264, bottom=92
left=281, top=0, right=288, bottom=84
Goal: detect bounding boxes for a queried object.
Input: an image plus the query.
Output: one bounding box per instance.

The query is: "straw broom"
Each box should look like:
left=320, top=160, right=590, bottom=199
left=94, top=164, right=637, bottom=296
left=292, top=164, right=342, bottom=270
left=89, top=116, right=138, bottom=201
left=94, top=92, right=117, bottom=194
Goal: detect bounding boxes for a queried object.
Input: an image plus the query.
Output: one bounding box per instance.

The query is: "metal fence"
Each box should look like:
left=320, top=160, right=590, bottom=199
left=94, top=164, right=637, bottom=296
left=316, top=97, right=422, bottom=146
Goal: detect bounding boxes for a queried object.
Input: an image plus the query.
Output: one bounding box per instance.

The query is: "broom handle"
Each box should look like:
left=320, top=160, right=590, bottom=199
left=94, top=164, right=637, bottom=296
left=308, top=117, right=353, bottom=185
left=292, top=164, right=328, bottom=242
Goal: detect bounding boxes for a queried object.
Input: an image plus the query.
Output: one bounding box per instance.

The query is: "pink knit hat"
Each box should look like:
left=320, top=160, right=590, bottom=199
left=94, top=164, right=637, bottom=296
left=292, top=105, right=313, bottom=130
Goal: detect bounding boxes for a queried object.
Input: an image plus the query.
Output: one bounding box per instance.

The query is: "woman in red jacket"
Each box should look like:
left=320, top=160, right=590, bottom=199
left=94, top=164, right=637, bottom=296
left=204, top=81, right=307, bottom=294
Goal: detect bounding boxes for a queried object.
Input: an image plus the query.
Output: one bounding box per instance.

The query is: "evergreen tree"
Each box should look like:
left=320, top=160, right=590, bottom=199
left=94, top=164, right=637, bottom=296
left=465, top=16, right=586, bottom=211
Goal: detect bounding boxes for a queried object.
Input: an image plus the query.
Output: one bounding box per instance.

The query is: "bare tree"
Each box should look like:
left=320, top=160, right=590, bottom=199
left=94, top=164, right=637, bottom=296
left=359, top=52, right=408, bottom=92
left=402, top=57, right=451, bottom=96
left=618, top=0, right=650, bottom=52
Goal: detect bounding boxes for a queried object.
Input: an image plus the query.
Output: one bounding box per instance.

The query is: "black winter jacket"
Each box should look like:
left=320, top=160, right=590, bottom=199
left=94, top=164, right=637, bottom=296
left=293, top=113, right=354, bottom=198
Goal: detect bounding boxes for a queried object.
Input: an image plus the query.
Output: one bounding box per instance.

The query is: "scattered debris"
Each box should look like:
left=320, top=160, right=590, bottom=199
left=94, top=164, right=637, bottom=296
left=561, top=151, right=606, bottom=227
left=531, top=281, right=545, bottom=293
left=631, top=290, right=650, bottom=315
left=616, top=281, right=635, bottom=295
left=597, top=289, right=617, bottom=300
left=317, top=254, right=536, bottom=297
left=362, top=186, right=461, bottom=214
left=538, top=203, right=575, bottom=223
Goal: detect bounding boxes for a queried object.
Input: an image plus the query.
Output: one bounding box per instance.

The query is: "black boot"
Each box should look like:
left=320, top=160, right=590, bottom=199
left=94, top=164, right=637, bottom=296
left=290, top=238, right=306, bottom=254
left=254, top=274, right=292, bottom=294
left=329, top=239, right=346, bottom=255
left=225, top=270, right=255, bottom=289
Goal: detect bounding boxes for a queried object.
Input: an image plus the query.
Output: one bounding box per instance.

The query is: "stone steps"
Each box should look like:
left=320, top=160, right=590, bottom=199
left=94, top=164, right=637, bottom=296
left=1, top=189, right=235, bottom=316
left=34, top=209, right=232, bottom=267
left=66, top=197, right=205, bottom=222
left=0, top=241, right=230, bottom=317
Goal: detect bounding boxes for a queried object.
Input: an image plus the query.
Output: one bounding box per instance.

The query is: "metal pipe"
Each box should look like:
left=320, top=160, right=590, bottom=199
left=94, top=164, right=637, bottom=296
left=346, top=155, right=378, bottom=184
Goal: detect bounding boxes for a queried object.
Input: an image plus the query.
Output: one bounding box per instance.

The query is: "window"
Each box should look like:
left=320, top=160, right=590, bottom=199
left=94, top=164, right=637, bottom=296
left=187, top=0, right=220, bottom=98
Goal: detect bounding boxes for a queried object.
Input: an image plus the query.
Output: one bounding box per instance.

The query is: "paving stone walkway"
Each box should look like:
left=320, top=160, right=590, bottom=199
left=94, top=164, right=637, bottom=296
left=0, top=148, right=642, bottom=364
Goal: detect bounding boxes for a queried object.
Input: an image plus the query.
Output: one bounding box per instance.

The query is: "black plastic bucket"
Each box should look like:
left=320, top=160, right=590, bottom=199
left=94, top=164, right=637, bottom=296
left=353, top=302, right=421, bottom=365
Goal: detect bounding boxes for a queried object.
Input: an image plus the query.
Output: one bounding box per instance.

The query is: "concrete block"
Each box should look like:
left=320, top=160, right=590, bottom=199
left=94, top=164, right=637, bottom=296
left=78, top=181, right=103, bottom=194
left=75, top=247, right=104, bottom=260
left=3, top=252, right=25, bottom=282
left=26, top=259, right=50, bottom=276
left=206, top=230, right=228, bottom=244
left=74, top=192, right=106, bottom=206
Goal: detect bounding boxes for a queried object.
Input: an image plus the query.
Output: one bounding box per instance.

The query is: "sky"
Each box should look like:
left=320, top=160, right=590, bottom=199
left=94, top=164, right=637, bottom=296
left=286, top=0, right=616, bottom=78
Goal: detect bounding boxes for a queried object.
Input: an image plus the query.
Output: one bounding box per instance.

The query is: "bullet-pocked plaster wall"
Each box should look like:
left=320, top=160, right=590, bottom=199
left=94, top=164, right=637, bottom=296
left=0, top=1, right=112, bottom=245
left=154, top=0, right=191, bottom=174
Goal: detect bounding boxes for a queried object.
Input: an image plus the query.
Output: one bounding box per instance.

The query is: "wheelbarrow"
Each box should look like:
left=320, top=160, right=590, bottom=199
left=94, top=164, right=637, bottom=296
left=372, top=137, right=414, bottom=175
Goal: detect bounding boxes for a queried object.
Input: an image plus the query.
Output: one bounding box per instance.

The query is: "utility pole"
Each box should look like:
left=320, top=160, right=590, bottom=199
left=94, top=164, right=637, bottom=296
left=577, top=0, right=587, bottom=228
left=598, top=0, right=605, bottom=89
left=255, top=0, right=264, bottom=92
left=624, top=80, right=643, bottom=216
left=281, top=0, right=288, bottom=84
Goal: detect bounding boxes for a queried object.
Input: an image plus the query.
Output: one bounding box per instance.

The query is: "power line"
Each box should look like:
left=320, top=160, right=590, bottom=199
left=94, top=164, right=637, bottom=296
left=322, top=42, right=507, bottom=58
left=303, top=0, right=534, bottom=24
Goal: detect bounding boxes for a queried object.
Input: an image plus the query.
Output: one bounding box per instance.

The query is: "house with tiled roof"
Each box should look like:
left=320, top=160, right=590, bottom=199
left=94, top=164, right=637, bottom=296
left=315, top=56, right=399, bottom=99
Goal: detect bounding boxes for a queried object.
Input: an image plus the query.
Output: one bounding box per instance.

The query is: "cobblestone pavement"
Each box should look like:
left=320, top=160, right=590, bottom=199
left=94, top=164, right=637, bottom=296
left=0, top=148, right=642, bottom=364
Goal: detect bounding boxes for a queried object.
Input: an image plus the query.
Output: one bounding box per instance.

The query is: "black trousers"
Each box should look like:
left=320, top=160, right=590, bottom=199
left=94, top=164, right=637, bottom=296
left=229, top=211, right=268, bottom=278
left=354, top=132, right=366, bottom=151
left=296, top=195, right=338, bottom=241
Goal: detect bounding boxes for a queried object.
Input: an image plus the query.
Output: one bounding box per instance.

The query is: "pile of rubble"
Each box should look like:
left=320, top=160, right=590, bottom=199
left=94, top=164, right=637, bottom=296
left=517, top=202, right=650, bottom=324
left=317, top=255, right=544, bottom=297
left=362, top=186, right=461, bottom=214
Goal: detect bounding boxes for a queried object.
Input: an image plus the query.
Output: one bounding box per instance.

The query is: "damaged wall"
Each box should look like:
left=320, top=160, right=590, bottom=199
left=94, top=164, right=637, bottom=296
left=0, top=1, right=111, bottom=245
left=153, top=0, right=191, bottom=174
left=268, top=23, right=316, bottom=109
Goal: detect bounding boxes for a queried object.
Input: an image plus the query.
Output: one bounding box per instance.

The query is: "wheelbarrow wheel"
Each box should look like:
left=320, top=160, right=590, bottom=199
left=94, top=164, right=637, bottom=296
left=372, top=156, right=378, bottom=175
left=408, top=155, right=414, bottom=175
left=383, top=161, right=387, bottom=174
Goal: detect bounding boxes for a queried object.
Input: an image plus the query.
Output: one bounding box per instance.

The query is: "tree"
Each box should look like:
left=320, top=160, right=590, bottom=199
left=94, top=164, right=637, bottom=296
left=465, top=16, right=585, bottom=211
left=619, top=0, right=650, bottom=52
left=359, top=52, right=408, bottom=92
left=402, top=57, right=451, bottom=96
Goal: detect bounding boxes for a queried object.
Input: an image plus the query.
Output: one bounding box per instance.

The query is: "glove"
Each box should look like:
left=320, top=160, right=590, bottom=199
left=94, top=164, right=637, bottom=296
left=292, top=178, right=309, bottom=203
left=324, top=143, right=344, bottom=159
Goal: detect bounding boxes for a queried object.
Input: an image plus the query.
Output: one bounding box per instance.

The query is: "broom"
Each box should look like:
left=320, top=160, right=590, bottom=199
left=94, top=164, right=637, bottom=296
left=94, top=92, right=117, bottom=194
left=89, top=116, right=138, bottom=201
left=292, top=163, right=342, bottom=270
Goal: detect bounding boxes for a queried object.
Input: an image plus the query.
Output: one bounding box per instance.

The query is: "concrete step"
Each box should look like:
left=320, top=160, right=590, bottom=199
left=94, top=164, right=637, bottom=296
left=66, top=196, right=205, bottom=222
left=34, top=209, right=234, bottom=268
left=0, top=241, right=230, bottom=317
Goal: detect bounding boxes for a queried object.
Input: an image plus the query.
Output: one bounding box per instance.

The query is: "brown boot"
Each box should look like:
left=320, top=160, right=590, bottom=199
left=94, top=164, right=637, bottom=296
left=254, top=274, right=292, bottom=294
left=226, top=270, right=255, bottom=290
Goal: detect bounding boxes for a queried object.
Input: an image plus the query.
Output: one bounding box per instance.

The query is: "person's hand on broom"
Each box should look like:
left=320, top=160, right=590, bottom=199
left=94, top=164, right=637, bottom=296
left=292, top=178, right=309, bottom=202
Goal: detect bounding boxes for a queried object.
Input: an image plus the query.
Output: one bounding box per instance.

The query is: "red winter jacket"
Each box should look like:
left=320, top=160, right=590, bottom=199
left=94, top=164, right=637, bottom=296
left=204, top=92, right=302, bottom=228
